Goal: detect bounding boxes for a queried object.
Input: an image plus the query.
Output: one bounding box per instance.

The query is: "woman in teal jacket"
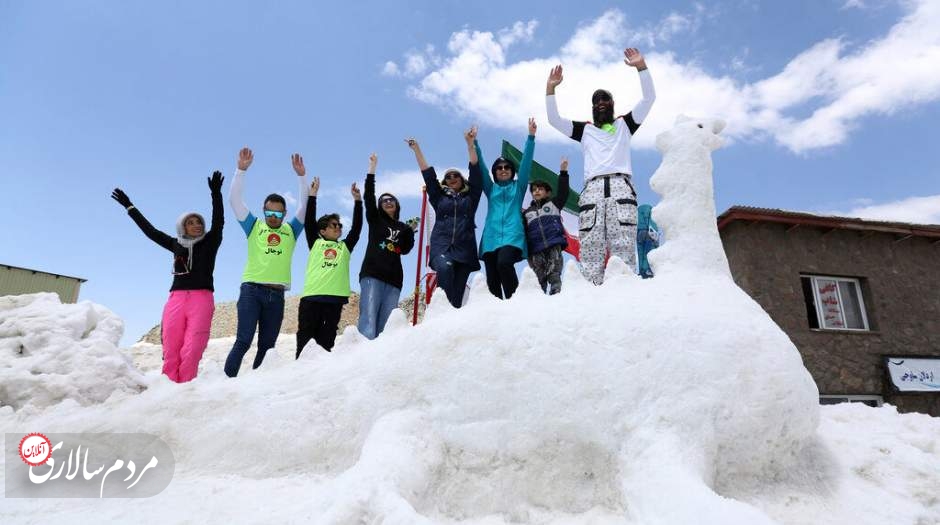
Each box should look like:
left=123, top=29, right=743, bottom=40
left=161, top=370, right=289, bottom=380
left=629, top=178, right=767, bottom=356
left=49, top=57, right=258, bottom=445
left=476, top=118, right=537, bottom=299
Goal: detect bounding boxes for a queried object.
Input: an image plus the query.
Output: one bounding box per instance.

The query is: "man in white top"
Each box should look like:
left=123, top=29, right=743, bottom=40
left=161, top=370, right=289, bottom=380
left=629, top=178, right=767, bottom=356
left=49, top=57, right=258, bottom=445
left=545, top=47, right=655, bottom=285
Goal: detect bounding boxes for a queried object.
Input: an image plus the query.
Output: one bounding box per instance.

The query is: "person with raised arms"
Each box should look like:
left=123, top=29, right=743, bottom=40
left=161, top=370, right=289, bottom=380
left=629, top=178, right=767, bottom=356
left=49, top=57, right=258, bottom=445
left=523, top=157, right=571, bottom=295
left=406, top=128, right=483, bottom=308
left=545, top=47, right=655, bottom=285
left=295, top=177, right=363, bottom=356
left=357, top=153, right=416, bottom=339
left=111, top=171, right=224, bottom=383
left=224, top=147, right=308, bottom=377
left=474, top=118, right=537, bottom=300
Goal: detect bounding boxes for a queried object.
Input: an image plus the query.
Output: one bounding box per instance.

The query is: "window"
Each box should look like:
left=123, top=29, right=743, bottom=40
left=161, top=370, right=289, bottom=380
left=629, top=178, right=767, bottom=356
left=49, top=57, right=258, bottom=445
left=819, top=395, right=882, bottom=408
left=800, top=275, right=870, bottom=331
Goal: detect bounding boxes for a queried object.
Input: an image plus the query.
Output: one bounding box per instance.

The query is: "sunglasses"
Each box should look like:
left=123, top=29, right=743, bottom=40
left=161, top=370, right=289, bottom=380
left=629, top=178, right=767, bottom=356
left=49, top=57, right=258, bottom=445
left=326, top=222, right=343, bottom=229
left=263, top=210, right=285, bottom=219
left=443, top=172, right=463, bottom=181
left=494, top=164, right=513, bottom=172
left=379, top=197, right=397, bottom=205
left=592, top=94, right=612, bottom=104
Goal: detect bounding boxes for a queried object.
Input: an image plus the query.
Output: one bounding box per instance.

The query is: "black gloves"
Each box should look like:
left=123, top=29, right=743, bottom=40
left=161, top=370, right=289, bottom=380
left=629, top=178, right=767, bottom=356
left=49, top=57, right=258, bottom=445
left=111, top=188, right=133, bottom=209
left=208, top=170, right=224, bottom=192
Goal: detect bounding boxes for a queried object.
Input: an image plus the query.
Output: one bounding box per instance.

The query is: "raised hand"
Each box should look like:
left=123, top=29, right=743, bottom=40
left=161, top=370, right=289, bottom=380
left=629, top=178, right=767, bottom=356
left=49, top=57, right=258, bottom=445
left=309, top=176, right=320, bottom=197
left=351, top=182, right=362, bottom=201
left=464, top=125, right=478, bottom=146
left=111, top=188, right=133, bottom=209
left=406, top=138, right=429, bottom=171
left=528, top=117, right=537, bottom=136
left=237, top=147, right=253, bottom=171
left=406, top=217, right=420, bottom=231
left=208, top=170, right=224, bottom=192
left=291, top=153, right=306, bottom=177
left=624, top=48, right=646, bottom=70
left=560, top=156, right=569, bottom=172
left=546, top=65, right=564, bottom=93
left=368, top=153, right=378, bottom=174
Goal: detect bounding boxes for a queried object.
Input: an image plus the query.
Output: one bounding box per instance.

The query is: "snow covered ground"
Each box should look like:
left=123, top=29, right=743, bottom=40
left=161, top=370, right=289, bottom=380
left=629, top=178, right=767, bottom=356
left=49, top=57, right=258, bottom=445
left=2, top=280, right=939, bottom=524
left=1, top=117, right=938, bottom=524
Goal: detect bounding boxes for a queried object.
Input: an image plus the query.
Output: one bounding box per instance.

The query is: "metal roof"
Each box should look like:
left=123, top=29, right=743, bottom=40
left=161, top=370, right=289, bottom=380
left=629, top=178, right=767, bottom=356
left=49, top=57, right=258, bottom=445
left=717, top=206, right=940, bottom=240
left=0, top=264, right=88, bottom=282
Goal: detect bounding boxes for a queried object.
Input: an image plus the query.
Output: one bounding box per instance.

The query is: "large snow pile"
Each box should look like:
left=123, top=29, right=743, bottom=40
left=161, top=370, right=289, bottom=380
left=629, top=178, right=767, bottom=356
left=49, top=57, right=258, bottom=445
left=0, top=293, right=146, bottom=412
left=2, top=117, right=938, bottom=524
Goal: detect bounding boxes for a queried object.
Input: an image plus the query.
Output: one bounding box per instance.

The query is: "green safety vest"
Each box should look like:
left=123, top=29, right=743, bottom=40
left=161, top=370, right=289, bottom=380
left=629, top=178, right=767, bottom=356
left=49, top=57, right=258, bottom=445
left=302, top=238, right=351, bottom=298
left=242, top=218, right=297, bottom=286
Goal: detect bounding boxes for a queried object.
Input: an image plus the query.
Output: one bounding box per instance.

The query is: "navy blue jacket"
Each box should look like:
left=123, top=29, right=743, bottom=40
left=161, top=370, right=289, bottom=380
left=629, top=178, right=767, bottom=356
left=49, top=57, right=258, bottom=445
left=422, top=162, right=483, bottom=270
left=522, top=170, right=570, bottom=254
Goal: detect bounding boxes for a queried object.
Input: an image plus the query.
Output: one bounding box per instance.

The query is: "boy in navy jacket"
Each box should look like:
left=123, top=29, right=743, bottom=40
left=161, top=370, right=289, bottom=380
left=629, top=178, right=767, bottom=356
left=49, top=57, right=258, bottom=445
left=522, top=157, right=571, bottom=295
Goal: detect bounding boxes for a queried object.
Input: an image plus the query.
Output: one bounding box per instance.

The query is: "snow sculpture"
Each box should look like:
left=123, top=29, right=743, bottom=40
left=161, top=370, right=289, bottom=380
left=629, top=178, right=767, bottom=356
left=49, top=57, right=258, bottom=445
left=649, top=115, right=731, bottom=277
left=0, top=118, right=823, bottom=524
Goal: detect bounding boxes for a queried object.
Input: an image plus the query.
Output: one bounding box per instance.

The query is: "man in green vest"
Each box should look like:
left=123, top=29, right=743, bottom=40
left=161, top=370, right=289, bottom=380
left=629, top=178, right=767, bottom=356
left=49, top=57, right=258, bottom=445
left=224, top=147, right=309, bottom=377
left=296, top=178, right=363, bottom=357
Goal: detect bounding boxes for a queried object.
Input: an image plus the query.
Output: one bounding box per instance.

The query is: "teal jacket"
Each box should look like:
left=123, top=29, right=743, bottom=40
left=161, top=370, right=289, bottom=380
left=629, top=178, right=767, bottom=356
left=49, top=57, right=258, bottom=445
left=476, top=135, right=534, bottom=259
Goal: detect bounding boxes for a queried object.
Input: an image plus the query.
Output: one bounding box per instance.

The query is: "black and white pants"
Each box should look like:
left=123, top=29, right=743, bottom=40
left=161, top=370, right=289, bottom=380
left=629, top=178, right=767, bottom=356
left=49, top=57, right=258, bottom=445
left=578, top=174, right=638, bottom=285
left=528, top=245, right=564, bottom=295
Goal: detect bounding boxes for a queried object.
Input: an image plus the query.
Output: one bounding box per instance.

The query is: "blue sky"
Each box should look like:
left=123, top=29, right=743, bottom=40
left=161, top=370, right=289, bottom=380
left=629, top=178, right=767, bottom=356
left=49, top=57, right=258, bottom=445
left=2, top=0, right=938, bottom=346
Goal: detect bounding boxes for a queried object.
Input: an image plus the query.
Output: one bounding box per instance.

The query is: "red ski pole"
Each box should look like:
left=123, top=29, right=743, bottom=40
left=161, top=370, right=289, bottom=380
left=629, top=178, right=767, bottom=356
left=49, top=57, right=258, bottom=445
left=412, top=186, right=428, bottom=325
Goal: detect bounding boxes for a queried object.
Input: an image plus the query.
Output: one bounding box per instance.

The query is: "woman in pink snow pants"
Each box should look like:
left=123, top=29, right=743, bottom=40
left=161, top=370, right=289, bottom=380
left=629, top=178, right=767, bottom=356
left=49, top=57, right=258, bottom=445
left=111, top=171, right=224, bottom=383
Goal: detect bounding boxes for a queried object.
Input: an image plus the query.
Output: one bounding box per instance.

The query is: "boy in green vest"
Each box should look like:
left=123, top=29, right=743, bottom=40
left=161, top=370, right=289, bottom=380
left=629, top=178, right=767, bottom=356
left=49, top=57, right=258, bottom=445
left=296, top=177, right=363, bottom=357
left=224, top=147, right=308, bottom=377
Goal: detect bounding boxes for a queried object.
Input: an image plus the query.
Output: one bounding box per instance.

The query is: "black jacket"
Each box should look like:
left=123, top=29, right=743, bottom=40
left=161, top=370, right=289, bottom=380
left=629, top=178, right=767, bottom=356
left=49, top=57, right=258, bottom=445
left=127, top=188, right=223, bottom=291
left=358, top=173, right=415, bottom=289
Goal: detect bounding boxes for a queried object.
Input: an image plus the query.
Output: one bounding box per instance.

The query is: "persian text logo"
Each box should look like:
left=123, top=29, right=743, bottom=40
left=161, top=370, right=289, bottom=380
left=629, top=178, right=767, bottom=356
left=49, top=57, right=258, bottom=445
left=5, top=433, right=175, bottom=498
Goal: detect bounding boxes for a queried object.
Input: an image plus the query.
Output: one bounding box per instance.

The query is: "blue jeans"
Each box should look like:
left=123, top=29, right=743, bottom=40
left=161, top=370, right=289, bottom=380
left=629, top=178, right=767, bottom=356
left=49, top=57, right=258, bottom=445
left=430, top=254, right=472, bottom=308
left=358, top=277, right=402, bottom=339
left=224, top=283, right=285, bottom=377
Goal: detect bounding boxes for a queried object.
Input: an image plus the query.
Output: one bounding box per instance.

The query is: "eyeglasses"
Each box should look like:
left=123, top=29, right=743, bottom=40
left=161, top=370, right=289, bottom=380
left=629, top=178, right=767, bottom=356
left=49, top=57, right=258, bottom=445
left=494, top=164, right=513, bottom=172
left=443, top=172, right=462, bottom=181
left=263, top=210, right=285, bottom=219
left=379, top=197, right=397, bottom=205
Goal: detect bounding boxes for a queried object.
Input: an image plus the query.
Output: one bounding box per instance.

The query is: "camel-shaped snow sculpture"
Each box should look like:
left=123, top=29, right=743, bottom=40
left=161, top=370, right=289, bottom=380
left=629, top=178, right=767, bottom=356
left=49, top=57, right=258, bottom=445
left=649, top=115, right=731, bottom=278
left=10, top=118, right=825, bottom=525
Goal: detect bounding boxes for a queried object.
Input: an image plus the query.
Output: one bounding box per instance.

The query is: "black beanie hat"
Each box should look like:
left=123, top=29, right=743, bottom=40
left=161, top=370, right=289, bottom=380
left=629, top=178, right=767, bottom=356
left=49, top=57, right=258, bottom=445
left=490, top=157, right=516, bottom=179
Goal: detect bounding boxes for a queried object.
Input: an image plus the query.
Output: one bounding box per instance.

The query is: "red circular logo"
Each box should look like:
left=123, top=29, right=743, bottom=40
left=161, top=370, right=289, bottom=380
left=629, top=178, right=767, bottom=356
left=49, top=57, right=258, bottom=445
left=267, top=233, right=282, bottom=246
left=324, top=248, right=337, bottom=260
left=19, top=433, right=52, bottom=467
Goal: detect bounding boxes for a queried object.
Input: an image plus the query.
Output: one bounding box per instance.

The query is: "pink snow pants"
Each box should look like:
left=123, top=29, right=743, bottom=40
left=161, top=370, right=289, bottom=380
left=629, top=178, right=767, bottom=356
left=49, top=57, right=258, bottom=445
left=161, top=290, right=214, bottom=383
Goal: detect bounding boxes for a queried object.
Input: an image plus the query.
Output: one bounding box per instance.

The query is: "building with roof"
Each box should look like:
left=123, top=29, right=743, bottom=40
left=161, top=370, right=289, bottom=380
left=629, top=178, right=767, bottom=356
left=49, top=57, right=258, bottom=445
left=0, top=264, right=86, bottom=304
left=718, top=206, right=940, bottom=416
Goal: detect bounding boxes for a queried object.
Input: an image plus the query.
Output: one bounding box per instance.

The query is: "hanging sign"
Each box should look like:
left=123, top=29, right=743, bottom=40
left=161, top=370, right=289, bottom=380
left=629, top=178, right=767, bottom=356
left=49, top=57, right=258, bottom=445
left=885, top=357, right=940, bottom=392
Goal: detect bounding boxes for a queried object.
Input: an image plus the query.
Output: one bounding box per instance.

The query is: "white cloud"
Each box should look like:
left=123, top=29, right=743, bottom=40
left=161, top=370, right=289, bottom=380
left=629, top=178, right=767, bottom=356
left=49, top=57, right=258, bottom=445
left=842, top=0, right=867, bottom=9
left=831, top=194, right=940, bottom=224
left=383, top=45, right=442, bottom=79
left=635, top=5, right=706, bottom=48
left=382, top=61, right=400, bottom=76
left=390, top=1, right=940, bottom=154
left=320, top=170, right=425, bottom=220
left=369, top=170, right=426, bottom=199
left=498, top=20, right=538, bottom=48
left=281, top=191, right=298, bottom=208
left=404, top=52, right=429, bottom=76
